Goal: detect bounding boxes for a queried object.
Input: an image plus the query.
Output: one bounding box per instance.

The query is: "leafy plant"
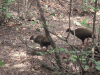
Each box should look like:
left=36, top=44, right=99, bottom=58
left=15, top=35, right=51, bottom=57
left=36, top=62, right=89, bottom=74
left=50, top=13, right=54, bottom=19
left=95, top=61, right=100, bottom=71
left=70, top=55, right=77, bottom=62
left=84, top=65, right=89, bottom=70
left=45, top=48, right=56, bottom=54
left=54, top=71, right=62, bottom=75
left=82, top=18, right=87, bottom=26
left=36, top=52, right=44, bottom=55
left=31, top=21, right=36, bottom=25
left=0, top=61, right=4, bottom=66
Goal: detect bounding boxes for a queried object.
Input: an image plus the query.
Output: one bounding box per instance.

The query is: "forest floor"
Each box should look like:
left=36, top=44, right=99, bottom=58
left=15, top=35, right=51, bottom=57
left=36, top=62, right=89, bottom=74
left=0, top=0, right=100, bottom=75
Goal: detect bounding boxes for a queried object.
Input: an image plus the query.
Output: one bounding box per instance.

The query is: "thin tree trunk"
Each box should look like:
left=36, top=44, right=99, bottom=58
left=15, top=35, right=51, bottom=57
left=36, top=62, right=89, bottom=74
left=36, top=0, right=65, bottom=74
left=92, top=0, right=97, bottom=67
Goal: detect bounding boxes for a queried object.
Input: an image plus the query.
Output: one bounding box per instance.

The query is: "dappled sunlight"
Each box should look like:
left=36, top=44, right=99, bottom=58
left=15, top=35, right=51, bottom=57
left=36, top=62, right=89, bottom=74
left=33, top=55, right=43, bottom=60
left=68, top=62, right=80, bottom=72
left=9, top=50, right=28, bottom=61
left=13, top=63, right=31, bottom=68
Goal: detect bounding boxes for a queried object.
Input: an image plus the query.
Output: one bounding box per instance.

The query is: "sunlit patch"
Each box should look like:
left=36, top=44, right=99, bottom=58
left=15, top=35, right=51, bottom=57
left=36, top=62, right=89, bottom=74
left=36, top=47, right=41, bottom=49
left=33, top=55, right=43, bottom=60
left=97, top=11, right=100, bottom=15
left=4, top=64, right=10, bottom=67
left=11, top=51, right=27, bottom=57
left=14, top=63, right=27, bottom=68
left=13, top=54, right=19, bottom=56
left=20, top=52, right=26, bottom=56
left=35, top=46, right=45, bottom=49
left=68, top=62, right=79, bottom=72
left=11, top=62, right=31, bottom=71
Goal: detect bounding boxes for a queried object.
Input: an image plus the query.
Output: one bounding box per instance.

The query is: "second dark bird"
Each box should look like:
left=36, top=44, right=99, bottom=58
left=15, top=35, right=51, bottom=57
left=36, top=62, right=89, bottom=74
left=30, top=34, right=51, bottom=50
left=66, top=28, right=96, bottom=48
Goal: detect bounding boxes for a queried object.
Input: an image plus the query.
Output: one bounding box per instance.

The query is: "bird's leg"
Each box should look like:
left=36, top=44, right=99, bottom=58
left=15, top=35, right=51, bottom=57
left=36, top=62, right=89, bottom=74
left=46, top=47, right=48, bottom=50
left=79, top=42, right=84, bottom=48
left=46, top=46, right=50, bottom=50
left=86, top=37, right=89, bottom=45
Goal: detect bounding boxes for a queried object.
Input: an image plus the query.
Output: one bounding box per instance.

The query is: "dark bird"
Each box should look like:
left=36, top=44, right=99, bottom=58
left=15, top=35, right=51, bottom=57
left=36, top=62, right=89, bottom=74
left=30, top=34, right=51, bottom=49
left=66, top=28, right=96, bottom=48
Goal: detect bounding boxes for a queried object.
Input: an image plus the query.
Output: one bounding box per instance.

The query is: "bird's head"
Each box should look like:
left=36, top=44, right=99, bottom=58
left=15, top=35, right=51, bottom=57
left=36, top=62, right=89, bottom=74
left=66, top=28, right=71, bottom=32
left=30, top=35, right=34, bottom=40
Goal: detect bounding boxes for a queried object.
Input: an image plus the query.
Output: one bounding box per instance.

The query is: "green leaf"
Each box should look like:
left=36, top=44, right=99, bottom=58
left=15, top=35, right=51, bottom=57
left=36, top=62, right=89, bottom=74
left=82, top=18, right=87, bottom=26
left=64, top=59, right=67, bottom=61
left=46, top=22, right=48, bottom=25
left=16, top=28, right=18, bottom=31
left=72, top=55, right=77, bottom=58
left=0, top=61, right=4, bottom=66
left=50, top=24, right=54, bottom=27
left=6, top=13, right=12, bottom=18
left=96, top=66, right=100, bottom=71
left=50, top=14, right=54, bottom=18
left=31, top=21, right=36, bottom=25
left=36, top=52, right=44, bottom=55
left=81, top=58, right=86, bottom=61
left=14, top=1, right=17, bottom=6
left=84, top=65, right=89, bottom=70
left=95, top=61, right=100, bottom=66
left=60, top=48, right=64, bottom=51
left=69, top=51, right=77, bottom=53
left=90, top=58, right=96, bottom=63
left=65, top=50, right=68, bottom=53
left=70, top=57, right=76, bottom=62
left=87, top=24, right=90, bottom=27
left=82, top=61, right=87, bottom=64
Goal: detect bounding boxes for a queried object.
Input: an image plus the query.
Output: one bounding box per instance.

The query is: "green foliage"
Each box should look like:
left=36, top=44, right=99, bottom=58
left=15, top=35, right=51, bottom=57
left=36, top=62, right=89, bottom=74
left=27, top=45, right=33, bottom=48
left=69, top=51, right=77, bottom=54
left=54, top=71, right=62, bottom=75
left=84, top=65, right=89, bottom=70
left=91, top=0, right=95, bottom=3
left=64, top=59, right=67, bottom=61
left=96, top=66, right=100, bottom=71
left=90, top=58, right=96, bottom=63
left=82, top=18, right=87, bottom=26
left=86, top=24, right=90, bottom=28
left=0, top=61, right=4, bottom=66
left=0, top=0, right=16, bottom=19
left=95, top=61, right=100, bottom=71
left=50, top=24, right=55, bottom=27
left=96, top=26, right=100, bottom=33
left=45, top=48, right=56, bottom=54
left=70, top=55, right=77, bottom=62
left=36, top=52, right=44, bottom=55
left=0, top=0, right=16, bottom=11
left=60, top=48, right=67, bottom=51
left=16, top=27, right=18, bottom=31
left=31, top=21, right=36, bottom=25
left=95, top=61, right=100, bottom=66
left=45, top=4, right=55, bottom=13
left=6, top=13, right=12, bottom=18
left=59, top=48, right=68, bottom=54
left=46, top=22, right=48, bottom=25
left=50, top=13, right=54, bottom=19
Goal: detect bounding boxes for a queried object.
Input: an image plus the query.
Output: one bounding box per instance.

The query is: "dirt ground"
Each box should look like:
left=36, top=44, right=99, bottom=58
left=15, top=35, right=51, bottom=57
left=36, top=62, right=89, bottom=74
left=0, top=0, right=100, bottom=75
